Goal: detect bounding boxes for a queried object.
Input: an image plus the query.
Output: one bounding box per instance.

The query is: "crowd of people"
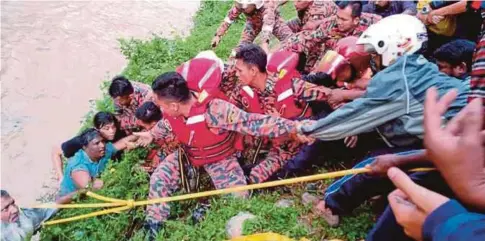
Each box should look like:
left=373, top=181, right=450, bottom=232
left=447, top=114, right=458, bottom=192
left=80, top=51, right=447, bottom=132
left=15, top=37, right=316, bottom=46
left=2, top=0, right=485, bottom=241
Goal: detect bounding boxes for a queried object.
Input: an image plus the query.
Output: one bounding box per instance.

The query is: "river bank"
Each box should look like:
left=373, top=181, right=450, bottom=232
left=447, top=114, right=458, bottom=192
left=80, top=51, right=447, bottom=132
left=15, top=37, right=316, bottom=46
left=1, top=0, right=200, bottom=206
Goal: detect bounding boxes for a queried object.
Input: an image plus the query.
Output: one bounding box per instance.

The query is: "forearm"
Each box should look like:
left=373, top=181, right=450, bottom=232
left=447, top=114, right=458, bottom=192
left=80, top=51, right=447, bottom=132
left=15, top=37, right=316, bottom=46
left=51, top=146, right=64, bottom=179
left=113, top=135, right=137, bottom=151
left=340, top=89, right=365, bottom=101
left=394, top=149, right=429, bottom=166
left=293, top=78, right=331, bottom=102
left=216, top=6, right=240, bottom=38
left=261, top=4, right=277, bottom=44
left=206, top=99, right=297, bottom=138
left=433, top=0, right=467, bottom=16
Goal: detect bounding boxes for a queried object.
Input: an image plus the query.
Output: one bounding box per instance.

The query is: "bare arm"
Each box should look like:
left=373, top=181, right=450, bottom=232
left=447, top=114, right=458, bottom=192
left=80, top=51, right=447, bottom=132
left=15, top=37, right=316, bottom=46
left=112, top=134, right=138, bottom=151
left=433, top=0, right=467, bottom=16
left=51, top=145, right=64, bottom=181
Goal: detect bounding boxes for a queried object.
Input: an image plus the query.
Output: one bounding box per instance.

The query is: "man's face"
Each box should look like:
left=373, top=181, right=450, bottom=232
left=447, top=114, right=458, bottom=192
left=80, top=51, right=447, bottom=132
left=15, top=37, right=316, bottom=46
left=98, top=123, right=116, bottom=141
left=337, top=6, right=359, bottom=33
left=153, top=95, right=181, bottom=117
left=1, top=196, right=19, bottom=223
left=436, top=61, right=466, bottom=78
left=375, top=0, right=390, bottom=8
left=84, top=136, right=106, bottom=160
left=115, top=94, right=133, bottom=107
left=294, top=0, right=312, bottom=11
left=235, top=59, right=256, bottom=86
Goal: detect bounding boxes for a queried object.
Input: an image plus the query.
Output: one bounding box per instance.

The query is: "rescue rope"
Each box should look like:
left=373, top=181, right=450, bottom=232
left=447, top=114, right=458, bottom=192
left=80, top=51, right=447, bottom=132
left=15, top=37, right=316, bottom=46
left=35, top=167, right=435, bottom=226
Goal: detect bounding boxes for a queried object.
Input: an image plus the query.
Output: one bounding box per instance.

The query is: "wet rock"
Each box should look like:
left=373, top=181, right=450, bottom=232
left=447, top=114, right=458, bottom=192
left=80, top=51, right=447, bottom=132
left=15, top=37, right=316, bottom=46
left=301, top=192, right=319, bottom=206
left=275, top=198, right=294, bottom=208
left=226, top=212, right=256, bottom=238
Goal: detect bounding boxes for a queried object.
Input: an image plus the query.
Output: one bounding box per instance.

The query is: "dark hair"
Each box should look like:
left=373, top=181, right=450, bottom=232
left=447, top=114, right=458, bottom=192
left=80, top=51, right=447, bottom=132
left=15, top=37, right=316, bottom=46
left=433, top=39, right=476, bottom=71
left=1, top=190, right=9, bottom=198
left=79, top=128, right=102, bottom=147
left=235, top=44, right=267, bottom=73
left=108, top=76, right=134, bottom=98
left=135, top=102, right=162, bottom=124
left=93, top=112, right=116, bottom=129
left=152, top=72, right=191, bottom=103
left=337, top=0, right=362, bottom=18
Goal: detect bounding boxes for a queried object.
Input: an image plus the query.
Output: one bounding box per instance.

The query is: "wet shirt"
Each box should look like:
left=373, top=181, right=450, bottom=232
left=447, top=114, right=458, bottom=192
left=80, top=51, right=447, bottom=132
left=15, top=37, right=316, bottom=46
left=59, top=143, right=117, bottom=196
left=215, top=1, right=280, bottom=44
left=114, top=82, right=153, bottom=133
left=1, top=208, right=56, bottom=241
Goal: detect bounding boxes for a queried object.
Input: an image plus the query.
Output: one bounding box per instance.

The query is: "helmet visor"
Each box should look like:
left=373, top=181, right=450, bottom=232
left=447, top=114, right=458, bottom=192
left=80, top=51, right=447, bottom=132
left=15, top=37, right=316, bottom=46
left=315, top=50, right=349, bottom=76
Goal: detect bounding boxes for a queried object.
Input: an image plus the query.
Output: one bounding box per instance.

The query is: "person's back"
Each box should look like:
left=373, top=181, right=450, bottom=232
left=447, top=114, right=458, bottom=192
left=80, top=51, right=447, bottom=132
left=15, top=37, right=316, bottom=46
left=368, top=54, right=468, bottom=146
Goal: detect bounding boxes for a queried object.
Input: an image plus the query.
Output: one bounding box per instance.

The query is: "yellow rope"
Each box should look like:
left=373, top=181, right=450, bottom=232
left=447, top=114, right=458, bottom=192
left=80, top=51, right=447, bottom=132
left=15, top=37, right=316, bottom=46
left=86, top=191, right=127, bottom=203
left=39, top=167, right=435, bottom=226
left=35, top=202, right=126, bottom=209
left=44, top=205, right=132, bottom=226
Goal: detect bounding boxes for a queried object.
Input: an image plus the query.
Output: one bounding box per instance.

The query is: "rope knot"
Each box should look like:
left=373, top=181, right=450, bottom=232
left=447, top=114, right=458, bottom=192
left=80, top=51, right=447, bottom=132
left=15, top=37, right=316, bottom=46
left=126, top=199, right=135, bottom=208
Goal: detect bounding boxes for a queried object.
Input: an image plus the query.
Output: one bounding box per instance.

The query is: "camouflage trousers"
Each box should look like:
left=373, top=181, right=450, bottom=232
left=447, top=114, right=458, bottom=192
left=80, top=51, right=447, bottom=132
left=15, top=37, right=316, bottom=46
left=146, top=152, right=248, bottom=224
left=249, top=148, right=287, bottom=184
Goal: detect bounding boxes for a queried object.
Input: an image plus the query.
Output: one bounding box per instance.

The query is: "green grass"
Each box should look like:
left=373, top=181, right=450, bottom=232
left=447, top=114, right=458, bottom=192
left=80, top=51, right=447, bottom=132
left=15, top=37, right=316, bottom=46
left=41, top=1, right=375, bottom=240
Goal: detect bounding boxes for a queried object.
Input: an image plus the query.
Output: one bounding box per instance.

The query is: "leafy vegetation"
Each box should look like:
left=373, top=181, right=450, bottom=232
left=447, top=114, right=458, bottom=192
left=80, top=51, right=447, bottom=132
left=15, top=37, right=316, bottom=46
left=41, top=1, right=375, bottom=240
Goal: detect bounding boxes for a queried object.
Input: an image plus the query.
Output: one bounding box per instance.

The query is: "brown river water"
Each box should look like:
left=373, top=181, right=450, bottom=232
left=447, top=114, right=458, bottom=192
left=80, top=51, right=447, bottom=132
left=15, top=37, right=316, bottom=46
left=1, top=0, right=200, bottom=206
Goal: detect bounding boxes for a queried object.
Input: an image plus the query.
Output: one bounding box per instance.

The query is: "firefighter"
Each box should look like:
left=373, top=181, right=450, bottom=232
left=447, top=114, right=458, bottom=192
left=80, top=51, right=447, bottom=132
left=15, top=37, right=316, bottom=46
left=286, top=0, right=338, bottom=33
left=281, top=1, right=381, bottom=72
left=230, top=44, right=362, bottom=181
left=211, top=0, right=293, bottom=54
left=137, top=57, right=309, bottom=237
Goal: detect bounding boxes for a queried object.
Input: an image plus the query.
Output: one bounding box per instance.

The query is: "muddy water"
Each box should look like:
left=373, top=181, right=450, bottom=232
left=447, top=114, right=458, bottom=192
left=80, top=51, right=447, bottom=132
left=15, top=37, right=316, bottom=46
left=1, top=0, right=200, bottom=206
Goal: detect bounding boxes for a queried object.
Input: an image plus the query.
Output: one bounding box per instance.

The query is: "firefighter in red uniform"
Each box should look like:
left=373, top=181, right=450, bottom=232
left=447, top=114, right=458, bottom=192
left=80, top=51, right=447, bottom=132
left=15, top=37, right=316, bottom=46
left=281, top=1, right=381, bottom=72
left=139, top=57, right=308, bottom=236
left=230, top=44, right=342, bottom=182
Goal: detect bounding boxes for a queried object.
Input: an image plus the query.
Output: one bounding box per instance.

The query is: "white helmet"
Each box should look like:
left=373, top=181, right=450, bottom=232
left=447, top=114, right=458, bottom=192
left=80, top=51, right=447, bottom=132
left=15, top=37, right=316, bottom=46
left=195, top=50, right=224, bottom=72
left=235, top=0, right=264, bottom=9
left=357, top=14, right=428, bottom=67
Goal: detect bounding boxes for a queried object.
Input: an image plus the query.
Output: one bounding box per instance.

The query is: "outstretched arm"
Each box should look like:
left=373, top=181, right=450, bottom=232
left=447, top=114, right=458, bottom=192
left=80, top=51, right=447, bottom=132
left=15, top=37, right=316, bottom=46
left=205, top=99, right=297, bottom=138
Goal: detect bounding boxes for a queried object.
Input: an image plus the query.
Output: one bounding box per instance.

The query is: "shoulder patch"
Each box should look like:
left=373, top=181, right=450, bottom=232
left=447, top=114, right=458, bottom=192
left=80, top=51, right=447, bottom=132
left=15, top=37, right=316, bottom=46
left=279, top=69, right=287, bottom=79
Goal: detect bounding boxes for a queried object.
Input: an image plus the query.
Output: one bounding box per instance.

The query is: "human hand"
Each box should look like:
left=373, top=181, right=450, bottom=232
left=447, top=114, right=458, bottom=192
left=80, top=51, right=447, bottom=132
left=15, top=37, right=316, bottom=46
left=424, top=87, right=484, bottom=173
left=92, top=179, right=104, bottom=190
left=293, top=120, right=317, bottom=144
left=328, top=88, right=346, bottom=107
left=426, top=10, right=444, bottom=25
left=133, top=131, right=154, bottom=147
left=365, top=154, right=398, bottom=176
left=211, top=35, right=221, bottom=48
left=343, top=135, right=358, bottom=148
left=387, top=167, right=449, bottom=241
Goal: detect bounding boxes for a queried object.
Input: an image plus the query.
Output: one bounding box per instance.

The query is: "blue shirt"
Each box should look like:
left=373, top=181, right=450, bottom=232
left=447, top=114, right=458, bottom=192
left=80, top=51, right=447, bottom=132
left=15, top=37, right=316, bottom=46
left=59, top=142, right=117, bottom=196
left=423, top=200, right=485, bottom=241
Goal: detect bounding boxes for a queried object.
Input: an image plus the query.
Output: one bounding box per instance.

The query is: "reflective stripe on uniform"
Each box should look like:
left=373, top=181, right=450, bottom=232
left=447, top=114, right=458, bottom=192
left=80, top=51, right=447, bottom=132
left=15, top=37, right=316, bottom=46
left=186, top=114, right=205, bottom=125
left=277, top=88, right=294, bottom=102
left=242, top=85, right=255, bottom=98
